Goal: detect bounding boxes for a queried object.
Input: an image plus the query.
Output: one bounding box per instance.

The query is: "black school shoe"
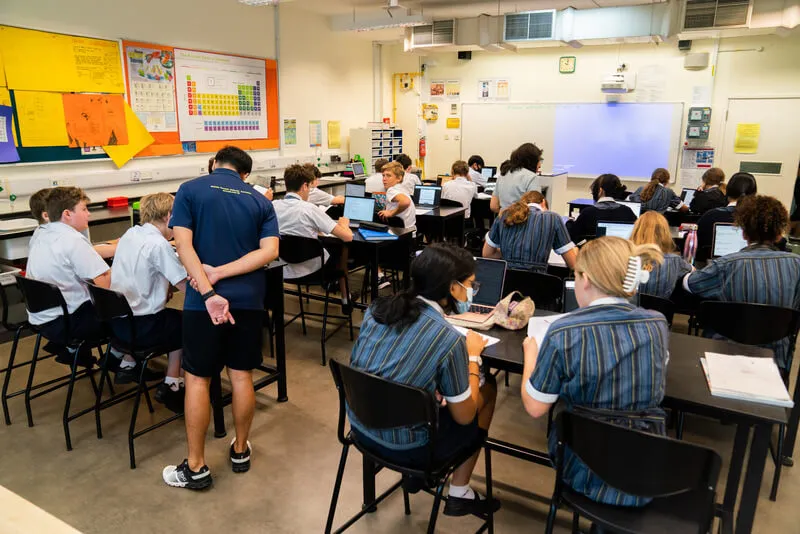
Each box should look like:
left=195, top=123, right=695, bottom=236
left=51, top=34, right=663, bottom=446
left=114, top=362, right=165, bottom=384
left=443, top=492, right=501, bottom=517
left=229, top=438, right=252, bottom=473
left=154, top=382, right=185, bottom=414
left=54, top=346, right=96, bottom=368
left=162, top=460, right=212, bottom=490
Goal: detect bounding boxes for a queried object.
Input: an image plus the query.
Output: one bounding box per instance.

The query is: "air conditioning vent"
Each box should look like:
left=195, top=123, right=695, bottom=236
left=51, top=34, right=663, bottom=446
left=412, top=20, right=455, bottom=47
left=683, top=0, right=750, bottom=30
left=504, top=10, right=555, bottom=41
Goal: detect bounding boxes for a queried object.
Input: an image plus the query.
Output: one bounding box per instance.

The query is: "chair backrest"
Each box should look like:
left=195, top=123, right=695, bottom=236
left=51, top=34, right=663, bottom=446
left=504, top=269, right=563, bottom=312
left=14, top=274, right=68, bottom=316
left=439, top=198, right=462, bottom=208
left=279, top=235, right=325, bottom=264
left=639, top=293, right=675, bottom=327
left=85, top=283, right=133, bottom=322
left=698, top=301, right=800, bottom=346
left=384, top=216, right=405, bottom=228
left=556, top=411, right=721, bottom=502
left=329, top=359, right=437, bottom=444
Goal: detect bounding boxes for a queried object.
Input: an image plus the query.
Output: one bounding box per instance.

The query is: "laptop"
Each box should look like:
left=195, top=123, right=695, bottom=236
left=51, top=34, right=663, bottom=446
left=563, top=280, right=639, bottom=312
left=345, top=183, right=366, bottom=197
left=481, top=166, right=497, bottom=180
left=712, top=223, right=747, bottom=258
left=343, top=196, right=375, bottom=228
left=413, top=185, right=442, bottom=209
left=351, top=161, right=367, bottom=179
left=619, top=200, right=641, bottom=218
left=451, top=258, right=508, bottom=323
left=681, top=188, right=696, bottom=206
left=596, top=221, right=635, bottom=240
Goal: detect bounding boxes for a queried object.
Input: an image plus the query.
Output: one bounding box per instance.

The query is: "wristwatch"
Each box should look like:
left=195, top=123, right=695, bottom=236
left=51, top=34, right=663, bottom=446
left=469, top=356, right=482, bottom=366
left=201, top=289, right=217, bottom=301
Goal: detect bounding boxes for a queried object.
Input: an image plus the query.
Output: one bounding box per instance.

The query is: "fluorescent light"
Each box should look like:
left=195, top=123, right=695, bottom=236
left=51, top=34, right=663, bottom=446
left=238, top=0, right=278, bottom=6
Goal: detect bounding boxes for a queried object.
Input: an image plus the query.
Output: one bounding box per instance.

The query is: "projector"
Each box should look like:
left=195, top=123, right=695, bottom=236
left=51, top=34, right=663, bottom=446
left=601, top=72, right=636, bottom=94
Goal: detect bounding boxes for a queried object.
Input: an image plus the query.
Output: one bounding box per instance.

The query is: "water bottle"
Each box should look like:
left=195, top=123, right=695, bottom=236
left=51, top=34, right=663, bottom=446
left=681, top=223, right=698, bottom=265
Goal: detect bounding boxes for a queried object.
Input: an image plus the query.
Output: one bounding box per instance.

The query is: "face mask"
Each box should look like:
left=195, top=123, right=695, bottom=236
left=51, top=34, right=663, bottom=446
left=454, top=283, right=473, bottom=314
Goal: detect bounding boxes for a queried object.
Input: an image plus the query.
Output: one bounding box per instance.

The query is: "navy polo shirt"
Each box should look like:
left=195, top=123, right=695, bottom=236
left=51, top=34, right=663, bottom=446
left=170, top=168, right=280, bottom=311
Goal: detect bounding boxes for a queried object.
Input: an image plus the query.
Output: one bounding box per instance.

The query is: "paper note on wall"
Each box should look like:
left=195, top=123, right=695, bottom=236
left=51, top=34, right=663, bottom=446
left=0, top=87, right=17, bottom=146
left=0, top=106, right=19, bottom=163
left=327, top=120, right=341, bottom=149
left=14, top=90, right=70, bottom=147
left=309, top=120, right=322, bottom=148
left=283, top=118, right=297, bottom=146
left=0, top=26, right=125, bottom=93
left=63, top=93, right=128, bottom=148
left=734, top=123, right=760, bottom=154
left=103, top=102, right=154, bottom=168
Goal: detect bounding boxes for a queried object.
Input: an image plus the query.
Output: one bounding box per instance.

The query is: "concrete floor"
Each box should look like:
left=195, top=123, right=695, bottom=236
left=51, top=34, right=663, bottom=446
left=0, top=295, right=798, bottom=534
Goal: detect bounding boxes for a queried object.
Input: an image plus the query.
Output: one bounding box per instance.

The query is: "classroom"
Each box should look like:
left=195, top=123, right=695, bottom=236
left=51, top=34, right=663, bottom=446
left=0, top=0, right=799, bottom=532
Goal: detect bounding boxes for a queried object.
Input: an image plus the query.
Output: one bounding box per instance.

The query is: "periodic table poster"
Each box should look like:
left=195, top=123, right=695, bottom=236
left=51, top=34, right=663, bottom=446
left=174, top=48, right=267, bottom=142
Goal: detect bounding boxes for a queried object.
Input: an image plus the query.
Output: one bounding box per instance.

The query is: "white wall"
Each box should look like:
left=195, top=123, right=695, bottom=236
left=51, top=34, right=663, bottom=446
left=383, top=32, right=800, bottom=211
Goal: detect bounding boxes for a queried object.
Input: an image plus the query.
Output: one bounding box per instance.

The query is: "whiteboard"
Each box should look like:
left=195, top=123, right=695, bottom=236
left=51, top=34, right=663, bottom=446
left=461, top=102, right=684, bottom=182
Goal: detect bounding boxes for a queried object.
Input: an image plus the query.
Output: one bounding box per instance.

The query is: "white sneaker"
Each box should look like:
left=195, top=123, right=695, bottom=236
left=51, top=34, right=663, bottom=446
left=162, top=459, right=212, bottom=489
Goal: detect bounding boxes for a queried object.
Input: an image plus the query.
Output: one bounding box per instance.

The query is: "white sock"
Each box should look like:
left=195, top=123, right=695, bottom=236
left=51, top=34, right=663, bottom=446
left=110, top=348, right=126, bottom=359
left=119, top=359, right=136, bottom=369
left=164, top=377, right=182, bottom=391
left=448, top=484, right=475, bottom=499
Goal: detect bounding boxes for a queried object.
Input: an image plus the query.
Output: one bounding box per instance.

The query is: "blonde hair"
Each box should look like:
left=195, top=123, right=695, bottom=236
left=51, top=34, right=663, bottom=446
left=140, top=193, right=174, bottom=224
left=503, top=191, right=546, bottom=227
left=575, top=237, right=664, bottom=297
left=451, top=160, right=469, bottom=177
left=382, top=161, right=405, bottom=180
left=630, top=211, right=676, bottom=254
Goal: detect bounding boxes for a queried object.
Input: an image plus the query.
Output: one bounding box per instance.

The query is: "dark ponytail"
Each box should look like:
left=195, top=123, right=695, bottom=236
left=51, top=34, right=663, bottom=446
left=370, top=243, right=475, bottom=328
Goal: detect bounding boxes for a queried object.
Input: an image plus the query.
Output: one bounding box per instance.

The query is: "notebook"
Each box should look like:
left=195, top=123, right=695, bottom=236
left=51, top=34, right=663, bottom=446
left=345, top=183, right=366, bottom=197
left=527, top=314, right=568, bottom=346
left=358, top=229, right=398, bottom=241
left=596, top=221, right=634, bottom=240
left=449, top=257, right=507, bottom=325
left=351, top=161, right=367, bottom=178
left=712, top=223, right=747, bottom=258
left=619, top=201, right=641, bottom=218
left=413, top=185, right=442, bottom=208
left=701, top=352, right=793, bottom=408
left=681, top=188, right=696, bottom=206
left=344, top=196, right=375, bottom=228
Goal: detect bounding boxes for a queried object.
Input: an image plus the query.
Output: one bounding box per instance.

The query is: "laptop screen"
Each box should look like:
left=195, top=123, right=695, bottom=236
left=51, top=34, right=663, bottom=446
left=351, top=162, right=366, bottom=178
left=345, top=183, right=366, bottom=197
left=596, top=221, right=634, bottom=240
left=413, top=185, right=442, bottom=207
left=343, top=196, right=375, bottom=222
left=481, top=166, right=497, bottom=179
left=563, top=280, right=639, bottom=312
left=713, top=224, right=747, bottom=257
left=473, top=258, right=507, bottom=307
left=618, top=201, right=641, bottom=218
left=681, top=188, right=696, bottom=206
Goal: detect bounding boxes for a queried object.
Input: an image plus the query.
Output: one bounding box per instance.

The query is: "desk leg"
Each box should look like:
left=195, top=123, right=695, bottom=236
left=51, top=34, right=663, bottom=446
left=362, top=456, right=377, bottom=512
left=371, top=247, right=380, bottom=301
left=211, top=373, right=226, bottom=438
left=736, top=423, right=771, bottom=534
left=782, top=377, right=800, bottom=466
left=720, top=424, right=750, bottom=534
left=270, top=267, right=288, bottom=403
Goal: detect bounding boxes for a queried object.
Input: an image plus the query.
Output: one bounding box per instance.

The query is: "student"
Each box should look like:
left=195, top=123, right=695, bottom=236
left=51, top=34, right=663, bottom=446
left=630, top=211, right=693, bottom=299
left=442, top=160, right=478, bottom=217
left=683, top=195, right=800, bottom=371
left=792, top=163, right=800, bottom=237
left=483, top=191, right=577, bottom=272
left=349, top=243, right=499, bottom=516
left=378, top=162, right=416, bottom=230
left=567, top=174, right=637, bottom=245
left=365, top=158, right=388, bottom=194
left=304, top=163, right=344, bottom=208
left=689, top=168, right=727, bottom=215
left=272, top=164, right=354, bottom=307
left=110, top=193, right=187, bottom=410
left=521, top=236, right=667, bottom=507
left=628, top=168, right=687, bottom=213
left=695, top=172, right=757, bottom=262
left=490, top=143, right=542, bottom=213
left=394, top=153, right=421, bottom=195
left=165, top=146, right=280, bottom=489
left=467, top=155, right=487, bottom=188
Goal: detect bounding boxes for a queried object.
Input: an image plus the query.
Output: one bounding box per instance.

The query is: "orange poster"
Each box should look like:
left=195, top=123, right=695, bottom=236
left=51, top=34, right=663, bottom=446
left=62, top=93, right=128, bottom=148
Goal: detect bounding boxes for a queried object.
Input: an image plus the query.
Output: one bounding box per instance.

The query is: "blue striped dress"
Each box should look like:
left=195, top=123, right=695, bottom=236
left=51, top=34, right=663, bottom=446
left=640, top=253, right=693, bottom=299
left=629, top=184, right=683, bottom=213
left=527, top=299, right=669, bottom=506
left=685, top=245, right=800, bottom=369
left=486, top=205, right=575, bottom=272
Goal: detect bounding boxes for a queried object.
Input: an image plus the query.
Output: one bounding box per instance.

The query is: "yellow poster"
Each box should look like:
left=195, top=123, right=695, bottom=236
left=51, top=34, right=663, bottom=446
left=0, top=26, right=125, bottom=94
left=0, top=48, right=6, bottom=87
left=14, top=90, right=69, bottom=147
left=327, top=120, right=341, bottom=149
left=0, top=87, right=17, bottom=145
left=103, top=102, right=155, bottom=168
left=734, top=123, right=760, bottom=154
left=446, top=117, right=461, bottom=129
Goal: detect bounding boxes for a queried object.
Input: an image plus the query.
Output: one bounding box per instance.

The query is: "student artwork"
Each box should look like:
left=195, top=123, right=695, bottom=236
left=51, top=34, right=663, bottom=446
left=430, top=80, right=445, bottom=98
left=445, top=80, right=461, bottom=100
left=62, top=93, right=129, bottom=148
left=125, top=45, right=177, bottom=132
left=283, top=118, right=297, bottom=146
left=422, top=103, right=439, bottom=122
left=309, top=120, right=322, bottom=147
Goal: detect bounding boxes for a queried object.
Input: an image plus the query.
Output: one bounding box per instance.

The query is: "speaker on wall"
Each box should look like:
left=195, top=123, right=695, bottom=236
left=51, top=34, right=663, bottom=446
left=678, top=39, right=692, bottom=51
left=458, top=51, right=472, bottom=60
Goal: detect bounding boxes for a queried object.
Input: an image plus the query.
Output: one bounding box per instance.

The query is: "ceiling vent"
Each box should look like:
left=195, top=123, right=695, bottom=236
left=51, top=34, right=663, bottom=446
left=683, top=0, right=751, bottom=30
left=411, top=20, right=456, bottom=47
left=504, top=10, right=556, bottom=41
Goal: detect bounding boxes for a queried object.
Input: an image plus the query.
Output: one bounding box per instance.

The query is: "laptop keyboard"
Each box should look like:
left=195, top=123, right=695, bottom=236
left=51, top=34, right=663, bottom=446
left=469, top=304, right=494, bottom=314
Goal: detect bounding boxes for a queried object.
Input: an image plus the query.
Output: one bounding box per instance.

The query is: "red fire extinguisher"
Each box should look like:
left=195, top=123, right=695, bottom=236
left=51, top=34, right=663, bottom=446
left=419, top=137, right=427, bottom=158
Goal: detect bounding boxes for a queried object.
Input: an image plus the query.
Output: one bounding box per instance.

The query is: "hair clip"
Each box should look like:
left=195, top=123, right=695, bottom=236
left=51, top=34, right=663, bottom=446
left=623, top=256, right=649, bottom=293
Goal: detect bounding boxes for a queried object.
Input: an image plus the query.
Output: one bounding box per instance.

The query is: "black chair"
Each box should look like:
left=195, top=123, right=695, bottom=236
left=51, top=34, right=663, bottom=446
left=545, top=411, right=721, bottom=534
left=504, top=269, right=563, bottom=312
left=325, top=359, right=494, bottom=534
left=639, top=294, right=675, bottom=327
left=439, top=198, right=463, bottom=208
left=13, top=275, right=108, bottom=450
left=86, top=284, right=182, bottom=469
left=280, top=235, right=353, bottom=366
left=692, top=301, right=800, bottom=501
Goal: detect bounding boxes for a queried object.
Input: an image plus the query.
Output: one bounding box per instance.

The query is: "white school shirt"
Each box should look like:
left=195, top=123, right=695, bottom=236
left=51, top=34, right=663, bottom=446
left=442, top=176, right=478, bottom=217
left=386, top=185, right=417, bottom=230
left=273, top=193, right=338, bottom=279
left=110, top=223, right=187, bottom=316
left=401, top=172, right=421, bottom=196
left=365, top=173, right=385, bottom=194
left=26, top=222, right=110, bottom=325
left=469, top=168, right=488, bottom=188
left=308, top=187, right=335, bottom=207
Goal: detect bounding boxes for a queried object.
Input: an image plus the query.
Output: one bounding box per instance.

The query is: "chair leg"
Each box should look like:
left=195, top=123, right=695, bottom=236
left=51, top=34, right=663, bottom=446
left=1, top=325, right=23, bottom=425
left=24, top=334, right=43, bottom=428
left=485, top=446, right=495, bottom=534
left=324, top=444, right=350, bottom=534
left=128, top=365, right=148, bottom=469
left=504, top=371, right=509, bottom=388
left=571, top=512, right=580, bottom=534
left=676, top=411, right=685, bottom=440
left=321, top=288, right=330, bottom=367
left=544, top=496, right=559, bottom=534
left=345, top=277, right=354, bottom=342
left=297, top=284, right=307, bottom=335
left=62, top=342, right=84, bottom=451
left=95, top=344, right=112, bottom=439
left=770, top=424, right=786, bottom=501
left=426, top=479, right=447, bottom=534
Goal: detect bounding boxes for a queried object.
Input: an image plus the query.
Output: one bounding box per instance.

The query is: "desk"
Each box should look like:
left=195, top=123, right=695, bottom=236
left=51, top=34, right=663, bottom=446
left=480, top=325, right=784, bottom=534
left=210, top=261, right=289, bottom=437
left=415, top=206, right=467, bottom=243
left=567, top=198, right=594, bottom=218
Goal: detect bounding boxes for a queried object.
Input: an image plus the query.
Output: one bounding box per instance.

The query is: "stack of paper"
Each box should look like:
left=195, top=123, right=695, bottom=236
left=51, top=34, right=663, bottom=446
left=0, top=218, right=38, bottom=232
left=527, top=314, right=568, bottom=346
left=449, top=325, right=500, bottom=348
left=701, top=352, right=794, bottom=408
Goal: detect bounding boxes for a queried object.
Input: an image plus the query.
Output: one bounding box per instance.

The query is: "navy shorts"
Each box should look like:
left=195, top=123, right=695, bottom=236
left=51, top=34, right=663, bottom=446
left=38, top=301, right=108, bottom=346
left=111, top=308, right=182, bottom=352
left=181, top=309, right=264, bottom=377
